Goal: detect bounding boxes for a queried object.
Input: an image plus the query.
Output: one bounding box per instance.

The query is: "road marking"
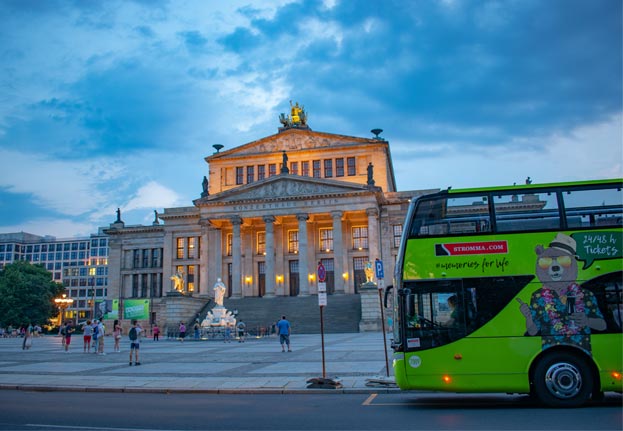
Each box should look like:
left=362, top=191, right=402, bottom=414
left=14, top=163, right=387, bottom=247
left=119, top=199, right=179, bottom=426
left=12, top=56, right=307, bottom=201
left=362, top=393, right=377, bottom=405
left=27, top=425, right=188, bottom=431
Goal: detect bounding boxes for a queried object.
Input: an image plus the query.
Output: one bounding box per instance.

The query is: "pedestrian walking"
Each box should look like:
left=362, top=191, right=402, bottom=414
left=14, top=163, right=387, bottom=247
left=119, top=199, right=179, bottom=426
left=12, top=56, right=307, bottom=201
left=128, top=320, right=142, bottom=366
left=113, top=319, right=122, bottom=353
left=152, top=323, right=160, bottom=341
left=179, top=322, right=186, bottom=342
left=63, top=321, right=74, bottom=352
left=236, top=320, right=246, bottom=342
left=82, top=320, right=93, bottom=353
left=223, top=323, right=232, bottom=343
left=194, top=321, right=200, bottom=339
left=277, top=315, right=291, bottom=352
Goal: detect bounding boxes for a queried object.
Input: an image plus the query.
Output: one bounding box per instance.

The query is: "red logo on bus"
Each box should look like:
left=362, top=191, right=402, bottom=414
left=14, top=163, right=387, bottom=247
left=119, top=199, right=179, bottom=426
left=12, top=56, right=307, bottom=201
left=435, top=241, right=508, bottom=256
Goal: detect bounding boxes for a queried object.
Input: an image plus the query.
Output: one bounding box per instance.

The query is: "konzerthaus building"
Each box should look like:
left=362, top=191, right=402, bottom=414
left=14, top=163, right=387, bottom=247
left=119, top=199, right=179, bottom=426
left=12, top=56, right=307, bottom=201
left=104, top=103, right=435, bottom=331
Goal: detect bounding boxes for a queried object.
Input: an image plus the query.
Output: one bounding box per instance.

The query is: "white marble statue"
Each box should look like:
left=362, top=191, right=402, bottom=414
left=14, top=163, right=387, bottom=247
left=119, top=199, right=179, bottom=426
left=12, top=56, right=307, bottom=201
left=214, top=278, right=226, bottom=306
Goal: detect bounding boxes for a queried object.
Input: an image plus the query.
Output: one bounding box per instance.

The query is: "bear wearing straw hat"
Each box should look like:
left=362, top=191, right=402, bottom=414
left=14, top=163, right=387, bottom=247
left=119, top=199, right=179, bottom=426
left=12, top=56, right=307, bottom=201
left=517, top=233, right=605, bottom=352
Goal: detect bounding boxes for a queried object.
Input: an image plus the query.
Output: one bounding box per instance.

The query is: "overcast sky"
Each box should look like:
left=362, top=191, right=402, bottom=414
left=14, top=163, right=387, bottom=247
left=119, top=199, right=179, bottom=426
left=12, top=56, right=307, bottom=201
left=0, top=0, right=621, bottom=238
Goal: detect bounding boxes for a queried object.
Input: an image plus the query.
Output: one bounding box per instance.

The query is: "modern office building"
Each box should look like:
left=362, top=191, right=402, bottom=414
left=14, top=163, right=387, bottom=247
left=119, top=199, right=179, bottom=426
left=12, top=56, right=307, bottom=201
left=0, top=230, right=110, bottom=323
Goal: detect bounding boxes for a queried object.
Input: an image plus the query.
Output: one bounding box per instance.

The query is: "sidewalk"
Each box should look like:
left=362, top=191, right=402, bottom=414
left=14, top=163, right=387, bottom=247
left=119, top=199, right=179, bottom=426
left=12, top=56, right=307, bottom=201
left=0, top=332, right=398, bottom=394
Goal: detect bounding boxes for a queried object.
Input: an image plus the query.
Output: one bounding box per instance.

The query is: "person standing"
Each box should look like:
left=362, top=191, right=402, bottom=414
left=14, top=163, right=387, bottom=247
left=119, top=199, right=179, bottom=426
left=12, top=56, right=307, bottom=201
left=277, top=315, right=291, bottom=352
left=236, top=320, right=246, bottom=343
left=82, top=320, right=93, bottom=353
left=97, top=320, right=105, bottom=355
left=63, top=321, right=74, bottom=352
left=22, top=323, right=33, bottom=350
left=152, top=323, right=160, bottom=341
left=91, top=320, right=99, bottom=353
left=179, top=321, right=186, bottom=342
left=128, top=320, right=142, bottom=366
left=113, top=319, right=122, bottom=353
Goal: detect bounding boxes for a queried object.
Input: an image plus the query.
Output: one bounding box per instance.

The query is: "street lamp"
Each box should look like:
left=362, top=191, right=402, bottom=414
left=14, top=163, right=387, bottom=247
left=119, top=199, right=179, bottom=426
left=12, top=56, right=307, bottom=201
left=54, top=294, right=74, bottom=327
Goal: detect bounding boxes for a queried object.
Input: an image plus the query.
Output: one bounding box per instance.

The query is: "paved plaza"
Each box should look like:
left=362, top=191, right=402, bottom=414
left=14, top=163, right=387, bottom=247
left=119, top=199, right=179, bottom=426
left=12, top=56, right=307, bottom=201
left=0, top=332, right=397, bottom=394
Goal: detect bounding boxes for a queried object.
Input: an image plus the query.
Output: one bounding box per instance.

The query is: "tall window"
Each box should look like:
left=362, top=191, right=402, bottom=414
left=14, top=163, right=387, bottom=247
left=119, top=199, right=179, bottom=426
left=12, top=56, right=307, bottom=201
left=288, top=230, right=299, bottom=254
left=246, top=166, right=254, bottom=183
left=258, top=165, right=266, bottom=180
left=269, top=163, right=277, bottom=177
left=188, top=237, right=197, bottom=259
left=151, top=249, right=161, bottom=267
left=319, top=228, right=334, bottom=252
left=187, top=266, right=195, bottom=292
left=324, top=159, right=333, bottom=178
left=257, top=232, right=266, bottom=255
left=347, top=157, right=356, bottom=176
left=352, top=226, right=369, bottom=250
left=313, top=160, right=321, bottom=178
left=235, top=167, right=244, bottom=185
left=142, top=249, right=149, bottom=267
left=226, top=233, right=232, bottom=256
left=392, top=224, right=403, bottom=248
left=336, top=158, right=344, bottom=177
left=301, top=161, right=310, bottom=177
left=290, top=161, right=299, bottom=175
left=133, top=250, right=140, bottom=268
left=176, top=238, right=184, bottom=259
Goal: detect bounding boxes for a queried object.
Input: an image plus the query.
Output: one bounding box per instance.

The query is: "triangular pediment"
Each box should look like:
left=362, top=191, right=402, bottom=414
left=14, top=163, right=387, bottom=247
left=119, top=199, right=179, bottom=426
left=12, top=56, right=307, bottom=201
left=195, top=174, right=374, bottom=205
left=206, top=128, right=378, bottom=160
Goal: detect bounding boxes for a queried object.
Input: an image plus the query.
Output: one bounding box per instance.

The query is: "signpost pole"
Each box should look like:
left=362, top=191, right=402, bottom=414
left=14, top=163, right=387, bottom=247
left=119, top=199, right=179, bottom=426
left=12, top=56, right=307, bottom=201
left=320, top=304, right=326, bottom=379
left=378, top=280, right=390, bottom=377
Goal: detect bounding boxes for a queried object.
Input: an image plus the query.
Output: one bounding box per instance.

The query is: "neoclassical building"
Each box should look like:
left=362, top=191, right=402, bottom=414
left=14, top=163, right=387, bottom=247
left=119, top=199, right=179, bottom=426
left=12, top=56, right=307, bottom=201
left=104, top=105, right=434, bottom=329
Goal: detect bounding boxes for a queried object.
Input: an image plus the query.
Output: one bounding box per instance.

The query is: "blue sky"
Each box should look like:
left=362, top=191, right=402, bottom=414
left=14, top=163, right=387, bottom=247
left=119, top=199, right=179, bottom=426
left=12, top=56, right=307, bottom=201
left=0, top=0, right=621, bottom=238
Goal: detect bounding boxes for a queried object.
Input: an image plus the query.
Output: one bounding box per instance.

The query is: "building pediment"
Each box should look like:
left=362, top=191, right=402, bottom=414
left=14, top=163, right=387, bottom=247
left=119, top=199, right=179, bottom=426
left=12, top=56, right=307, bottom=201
left=206, top=128, right=379, bottom=161
left=195, top=174, right=375, bottom=206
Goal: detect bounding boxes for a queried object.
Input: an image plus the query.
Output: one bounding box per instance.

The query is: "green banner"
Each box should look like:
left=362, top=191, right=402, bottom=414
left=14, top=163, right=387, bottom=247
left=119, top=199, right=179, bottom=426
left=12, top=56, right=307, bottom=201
left=94, top=299, right=118, bottom=320
left=123, top=299, right=150, bottom=320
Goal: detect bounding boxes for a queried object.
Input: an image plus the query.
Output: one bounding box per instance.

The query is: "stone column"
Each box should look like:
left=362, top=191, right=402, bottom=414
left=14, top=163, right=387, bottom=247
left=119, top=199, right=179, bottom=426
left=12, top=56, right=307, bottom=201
left=162, top=231, right=174, bottom=293
left=297, top=213, right=310, bottom=296
left=206, top=224, right=223, bottom=298
left=198, top=221, right=210, bottom=297
left=230, top=216, right=243, bottom=298
left=331, top=210, right=345, bottom=294
left=367, top=208, right=380, bottom=262
left=263, top=215, right=276, bottom=297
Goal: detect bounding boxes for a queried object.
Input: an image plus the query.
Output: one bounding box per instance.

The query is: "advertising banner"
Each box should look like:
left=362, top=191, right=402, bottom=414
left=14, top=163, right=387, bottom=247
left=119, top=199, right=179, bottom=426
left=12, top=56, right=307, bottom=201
left=123, top=299, right=150, bottom=320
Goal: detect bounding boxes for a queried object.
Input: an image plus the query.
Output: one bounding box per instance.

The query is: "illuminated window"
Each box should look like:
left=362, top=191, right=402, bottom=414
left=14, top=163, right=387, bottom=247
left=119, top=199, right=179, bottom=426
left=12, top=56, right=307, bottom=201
left=257, top=231, right=266, bottom=255
left=176, top=238, right=184, bottom=259
left=319, top=228, right=333, bottom=251
left=352, top=226, right=369, bottom=250
left=188, top=237, right=196, bottom=259
left=187, top=265, right=195, bottom=292
left=288, top=230, right=299, bottom=254
left=226, top=233, right=232, bottom=256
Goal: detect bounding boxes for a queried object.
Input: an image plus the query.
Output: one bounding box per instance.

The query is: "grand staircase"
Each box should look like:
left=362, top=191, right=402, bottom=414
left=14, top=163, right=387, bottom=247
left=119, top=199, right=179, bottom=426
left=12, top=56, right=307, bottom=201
left=221, top=295, right=362, bottom=334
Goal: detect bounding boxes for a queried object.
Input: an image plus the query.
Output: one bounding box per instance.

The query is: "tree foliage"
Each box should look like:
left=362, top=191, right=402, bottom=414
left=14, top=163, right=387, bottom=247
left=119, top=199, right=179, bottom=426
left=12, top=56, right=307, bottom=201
left=0, top=261, right=65, bottom=327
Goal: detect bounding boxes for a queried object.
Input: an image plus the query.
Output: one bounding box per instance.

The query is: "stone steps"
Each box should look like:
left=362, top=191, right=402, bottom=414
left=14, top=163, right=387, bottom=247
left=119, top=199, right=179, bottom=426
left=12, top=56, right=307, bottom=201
left=221, top=295, right=362, bottom=334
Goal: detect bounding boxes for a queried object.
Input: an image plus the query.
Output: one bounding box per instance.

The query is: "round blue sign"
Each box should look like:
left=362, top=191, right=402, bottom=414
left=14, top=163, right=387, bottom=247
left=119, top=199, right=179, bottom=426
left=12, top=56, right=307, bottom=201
left=317, top=262, right=326, bottom=282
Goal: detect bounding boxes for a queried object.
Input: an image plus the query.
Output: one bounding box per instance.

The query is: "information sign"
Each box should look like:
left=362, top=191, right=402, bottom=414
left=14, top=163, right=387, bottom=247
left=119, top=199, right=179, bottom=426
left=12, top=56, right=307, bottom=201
left=375, top=258, right=384, bottom=280
left=318, top=292, right=327, bottom=306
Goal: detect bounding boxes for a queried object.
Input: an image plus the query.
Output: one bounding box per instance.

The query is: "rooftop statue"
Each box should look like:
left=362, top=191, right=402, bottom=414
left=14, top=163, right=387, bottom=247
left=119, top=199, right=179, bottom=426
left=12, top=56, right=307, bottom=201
left=279, top=101, right=308, bottom=128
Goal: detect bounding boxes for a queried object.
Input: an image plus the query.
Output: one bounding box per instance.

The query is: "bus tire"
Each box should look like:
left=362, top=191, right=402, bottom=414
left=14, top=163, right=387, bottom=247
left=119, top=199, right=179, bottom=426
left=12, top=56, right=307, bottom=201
left=532, top=352, right=593, bottom=408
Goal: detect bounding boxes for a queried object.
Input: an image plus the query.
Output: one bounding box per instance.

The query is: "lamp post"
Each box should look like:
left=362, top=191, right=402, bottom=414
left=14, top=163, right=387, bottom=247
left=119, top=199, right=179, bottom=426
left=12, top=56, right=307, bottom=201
left=54, top=294, right=74, bottom=327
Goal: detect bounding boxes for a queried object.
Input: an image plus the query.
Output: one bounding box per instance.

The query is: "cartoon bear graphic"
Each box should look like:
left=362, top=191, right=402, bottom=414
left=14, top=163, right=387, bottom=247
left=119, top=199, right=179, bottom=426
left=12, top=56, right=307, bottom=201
left=517, top=233, right=606, bottom=352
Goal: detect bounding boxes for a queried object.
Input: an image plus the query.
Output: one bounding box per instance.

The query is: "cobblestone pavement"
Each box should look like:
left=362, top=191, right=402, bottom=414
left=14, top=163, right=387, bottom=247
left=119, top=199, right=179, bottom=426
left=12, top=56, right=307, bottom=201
left=0, top=332, right=398, bottom=394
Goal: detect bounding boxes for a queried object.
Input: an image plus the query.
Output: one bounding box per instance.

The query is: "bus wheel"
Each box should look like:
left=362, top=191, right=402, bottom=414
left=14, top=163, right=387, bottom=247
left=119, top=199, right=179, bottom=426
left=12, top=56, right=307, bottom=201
left=532, top=352, right=592, bottom=408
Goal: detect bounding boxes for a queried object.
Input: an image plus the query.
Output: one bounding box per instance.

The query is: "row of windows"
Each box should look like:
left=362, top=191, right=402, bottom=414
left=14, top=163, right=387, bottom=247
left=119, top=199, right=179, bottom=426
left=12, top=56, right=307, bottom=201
left=0, top=240, right=107, bottom=254
left=62, top=267, right=109, bottom=278
left=235, top=157, right=358, bottom=185
left=132, top=248, right=163, bottom=269
left=64, top=277, right=107, bottom=287
left=0, top=248, right=108, bottom=263
left=131, top=273, right=164, bottom=298
left=225, top=225, right=403, bottom=255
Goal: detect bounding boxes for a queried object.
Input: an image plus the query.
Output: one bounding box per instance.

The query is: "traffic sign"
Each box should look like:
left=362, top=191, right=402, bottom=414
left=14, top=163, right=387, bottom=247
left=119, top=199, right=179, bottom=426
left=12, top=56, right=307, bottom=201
left=375, top=259, right=384, bottom=280
left=317, top=262, right=326, bottom=283
left=318, top=291, right=327, bottom=306
left=318, top=282, right=327, bottom=293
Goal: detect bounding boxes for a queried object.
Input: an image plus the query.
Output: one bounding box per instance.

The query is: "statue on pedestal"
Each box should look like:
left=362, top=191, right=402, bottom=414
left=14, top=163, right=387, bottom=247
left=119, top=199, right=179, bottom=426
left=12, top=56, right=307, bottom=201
left=214, top=278, right=226, bottom=306
left=364, top=261, right=374, bottom=283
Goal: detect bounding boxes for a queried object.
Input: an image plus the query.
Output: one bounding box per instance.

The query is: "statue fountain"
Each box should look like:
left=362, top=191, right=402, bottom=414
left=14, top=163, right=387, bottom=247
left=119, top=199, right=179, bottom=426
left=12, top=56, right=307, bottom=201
left=201, top=278, right=236, bottom=328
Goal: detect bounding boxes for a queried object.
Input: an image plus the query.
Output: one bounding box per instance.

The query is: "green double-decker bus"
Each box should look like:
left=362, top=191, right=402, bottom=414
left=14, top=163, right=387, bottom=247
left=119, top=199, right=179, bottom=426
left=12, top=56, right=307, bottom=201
left=389, top=179, right=622, bottom=407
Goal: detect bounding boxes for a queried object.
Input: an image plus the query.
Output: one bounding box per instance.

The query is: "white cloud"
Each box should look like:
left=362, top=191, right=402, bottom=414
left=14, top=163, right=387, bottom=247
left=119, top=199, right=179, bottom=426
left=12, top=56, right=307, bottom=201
left=122, top=181, right=183, bottom=212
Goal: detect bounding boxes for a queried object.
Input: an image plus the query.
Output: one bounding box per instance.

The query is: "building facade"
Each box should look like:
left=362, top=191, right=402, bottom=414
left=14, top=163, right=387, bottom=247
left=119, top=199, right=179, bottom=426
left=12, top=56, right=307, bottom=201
left=104, top=107, right=436, bottom=329
left=0, top=231, right=110, bottom=322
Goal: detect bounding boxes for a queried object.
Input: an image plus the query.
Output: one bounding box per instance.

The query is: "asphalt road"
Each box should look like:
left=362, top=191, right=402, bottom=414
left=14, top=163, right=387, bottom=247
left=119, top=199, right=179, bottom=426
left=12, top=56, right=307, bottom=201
left=0, top=390, right=620, bottom=431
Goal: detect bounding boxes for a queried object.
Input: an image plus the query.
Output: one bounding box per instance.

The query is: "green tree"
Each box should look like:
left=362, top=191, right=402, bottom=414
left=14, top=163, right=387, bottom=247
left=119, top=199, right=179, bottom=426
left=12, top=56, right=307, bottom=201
left=0, top=261, right=65, bottom=327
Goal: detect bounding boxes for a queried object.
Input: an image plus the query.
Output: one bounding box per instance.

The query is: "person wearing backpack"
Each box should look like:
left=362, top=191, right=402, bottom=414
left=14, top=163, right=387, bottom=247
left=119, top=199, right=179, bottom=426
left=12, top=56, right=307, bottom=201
left=92, top=320, right=99, bottom=353
left=128, top=320, right=142, bottom=366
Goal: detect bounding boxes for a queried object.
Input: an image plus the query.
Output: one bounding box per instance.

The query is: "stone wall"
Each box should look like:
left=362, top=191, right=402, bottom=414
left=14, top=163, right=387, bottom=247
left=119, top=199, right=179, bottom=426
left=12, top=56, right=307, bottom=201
left=359, top=282, right=383, bottom=331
